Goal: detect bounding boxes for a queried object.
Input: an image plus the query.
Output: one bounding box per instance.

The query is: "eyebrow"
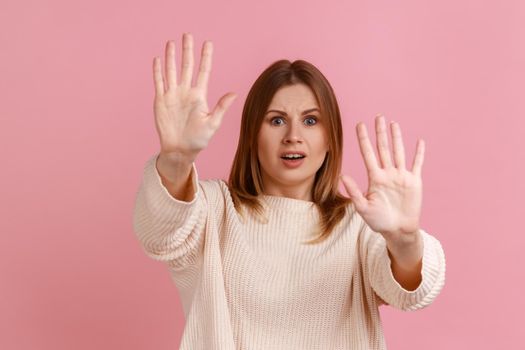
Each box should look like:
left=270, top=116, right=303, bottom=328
left=265, top=108, right=320, bottom=116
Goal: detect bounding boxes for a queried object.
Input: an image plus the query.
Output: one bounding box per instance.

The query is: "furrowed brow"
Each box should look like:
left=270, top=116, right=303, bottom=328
left=265, top=108, right=320, bottom=116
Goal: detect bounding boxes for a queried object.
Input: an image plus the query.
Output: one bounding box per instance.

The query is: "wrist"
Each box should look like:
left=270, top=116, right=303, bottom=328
left=159, top=150, right=197, bottom=165
left=156, top=152, right=195, bottom=185
left=386, top=230, right=423, bottom=270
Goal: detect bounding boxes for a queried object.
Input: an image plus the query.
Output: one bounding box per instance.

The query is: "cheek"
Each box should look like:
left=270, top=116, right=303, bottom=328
left=257, top=130, right=276, bottom=159
left=321, top=129, right=330, bottom=150
left=256, top=133, right=264, bottom=158
left=259, top=145, right=275, bottom=163
left=256, top=140, right=271, bottom=163
left=312, top=130, right=329, bottom=149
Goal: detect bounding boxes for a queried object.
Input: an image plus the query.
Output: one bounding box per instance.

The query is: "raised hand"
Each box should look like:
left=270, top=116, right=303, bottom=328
left=340, top=115, right=424, bottom=244
left=153, top=33, right=237, bottom=162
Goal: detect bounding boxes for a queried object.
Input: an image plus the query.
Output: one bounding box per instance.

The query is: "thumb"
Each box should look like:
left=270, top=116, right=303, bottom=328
left=339, top=175, right=367, bottom=212
left=210, top=92, right=237, bottom=128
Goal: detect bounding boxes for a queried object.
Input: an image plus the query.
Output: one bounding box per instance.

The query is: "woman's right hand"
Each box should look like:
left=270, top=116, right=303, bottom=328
left=153, top=33, right=237, bottom=163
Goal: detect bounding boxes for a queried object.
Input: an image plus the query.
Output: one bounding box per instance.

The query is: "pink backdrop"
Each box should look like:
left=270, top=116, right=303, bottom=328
left=2, top=0, right=523, bottom=348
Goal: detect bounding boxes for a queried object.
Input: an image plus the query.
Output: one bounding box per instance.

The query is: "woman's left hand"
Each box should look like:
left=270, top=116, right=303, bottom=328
left=340, top=115, right=424, bottom=244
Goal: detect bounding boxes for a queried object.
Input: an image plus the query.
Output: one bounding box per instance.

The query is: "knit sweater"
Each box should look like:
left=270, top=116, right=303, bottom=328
left=132, top=153, right=446, bottom=350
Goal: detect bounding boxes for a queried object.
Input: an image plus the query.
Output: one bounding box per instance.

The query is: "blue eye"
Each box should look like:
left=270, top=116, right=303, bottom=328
left=270, top=117, right=284, bottom=125
left=269, top=116, right=318, bottom=126
left=304, top=117, right=317, bottom=126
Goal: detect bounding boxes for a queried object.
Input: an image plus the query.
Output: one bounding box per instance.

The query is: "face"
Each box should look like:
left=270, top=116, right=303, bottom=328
left=257, top=83, right=329, bottom=199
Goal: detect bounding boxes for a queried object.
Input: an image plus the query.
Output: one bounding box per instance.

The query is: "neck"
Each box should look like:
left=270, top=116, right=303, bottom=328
left=261, top=181, right=314, bottom=202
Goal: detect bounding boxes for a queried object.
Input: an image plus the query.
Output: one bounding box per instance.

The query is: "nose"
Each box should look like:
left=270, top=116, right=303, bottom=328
left=282, top=120, right=303, bottom=144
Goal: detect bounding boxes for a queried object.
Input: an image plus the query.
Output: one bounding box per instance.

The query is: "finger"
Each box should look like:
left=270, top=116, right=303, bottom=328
left=375, top=115, right=393, bottom=168
left=180, top=33, right=194, bottom=88
left=209, top=92, right=237, bottom=129
left=356, top=122, right=380, bottom=173
left=153, top=57, right=165, bottom=96
left=411, top=139, right=425, bottom=177
left=340, top=175, right=367, bottom=213
left=196, top=40, right=213, bottom=92
left=390, top=121, right=406, bottom=169
left=165, top=40, right=177, bottom=89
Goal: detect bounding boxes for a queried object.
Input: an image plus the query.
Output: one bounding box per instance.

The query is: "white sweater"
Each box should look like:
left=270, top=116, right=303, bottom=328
left=133, top=153, right=446, bottom=350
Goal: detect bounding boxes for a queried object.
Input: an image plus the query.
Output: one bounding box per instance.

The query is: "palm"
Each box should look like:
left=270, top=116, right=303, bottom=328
left=152, top=34, right=237, bottom=159
left=361, top=165, right=422, bottom=236
left=155, top=90, right=214, bottom=152
left=340, top=115, right=425, bottom=241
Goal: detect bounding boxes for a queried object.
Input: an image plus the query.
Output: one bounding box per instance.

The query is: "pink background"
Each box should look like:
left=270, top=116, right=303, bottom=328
left=2, top=0, right=523, bottom=348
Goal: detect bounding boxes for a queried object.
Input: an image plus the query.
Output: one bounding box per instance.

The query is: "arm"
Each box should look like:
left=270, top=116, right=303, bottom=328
left=385, top=229, right=424, bottom=291
left=134, top=34, right=235, bottom=266
left=366, top=226, right=446, bottom=311
left=132, top=153, right=206, bottom=267
left=340, top=116, right=446, bottom=310
left=156, top=151, right=196, bottom=202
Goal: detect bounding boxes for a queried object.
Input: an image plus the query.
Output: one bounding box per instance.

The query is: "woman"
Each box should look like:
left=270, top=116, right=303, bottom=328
left=133, top=33, right=446, bottom=349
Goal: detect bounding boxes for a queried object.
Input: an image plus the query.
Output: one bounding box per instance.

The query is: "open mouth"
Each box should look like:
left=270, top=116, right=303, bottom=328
left=280, top=154, right=306, bottom=168
left=280, top=155, right=306, bottom=160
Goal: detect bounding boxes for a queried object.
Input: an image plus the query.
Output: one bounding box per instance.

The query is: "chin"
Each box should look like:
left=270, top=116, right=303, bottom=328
left=277, top=174, right=314, bottom=186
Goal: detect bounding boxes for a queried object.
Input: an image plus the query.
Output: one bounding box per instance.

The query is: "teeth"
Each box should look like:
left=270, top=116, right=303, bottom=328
left=283, top=154, right=304, bottom=159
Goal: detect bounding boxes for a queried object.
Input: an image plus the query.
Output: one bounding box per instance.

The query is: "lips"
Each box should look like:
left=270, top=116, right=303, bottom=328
left=281, top=156, right=305, bottom=168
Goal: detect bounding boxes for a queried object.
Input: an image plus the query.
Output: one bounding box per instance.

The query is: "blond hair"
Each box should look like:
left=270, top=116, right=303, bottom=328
left=227, top=59, right=353, bottom=244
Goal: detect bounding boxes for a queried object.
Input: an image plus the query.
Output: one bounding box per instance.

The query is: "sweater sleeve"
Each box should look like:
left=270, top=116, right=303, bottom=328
left=132, top=153, right=207, bottom=268
left=366, top=226, right=446, bottom=311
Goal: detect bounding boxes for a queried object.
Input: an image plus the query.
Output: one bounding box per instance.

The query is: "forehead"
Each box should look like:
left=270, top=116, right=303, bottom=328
left=267, top=84, right=319, bottom=110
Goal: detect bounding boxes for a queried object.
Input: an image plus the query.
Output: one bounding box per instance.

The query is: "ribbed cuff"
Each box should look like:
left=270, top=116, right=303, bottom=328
left=374, top=229, right=446, bottom=311
left=141, top=153, right=200, bottom=226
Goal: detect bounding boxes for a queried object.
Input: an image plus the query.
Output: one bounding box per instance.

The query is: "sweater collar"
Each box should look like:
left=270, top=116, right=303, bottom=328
left=260, top=194, right=316, bottom=213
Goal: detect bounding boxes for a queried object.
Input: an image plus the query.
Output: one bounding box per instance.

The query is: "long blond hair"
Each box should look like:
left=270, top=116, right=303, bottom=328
left=227, top=59, right=352, bottom=244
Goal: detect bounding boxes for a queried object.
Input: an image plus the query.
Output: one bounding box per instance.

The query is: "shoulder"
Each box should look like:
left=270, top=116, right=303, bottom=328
left=197, top=178, right=244, bottom=226
left=196, top=178, right=237, bottom=211
left=196, top=178, right=225, bottom=202
left=197, top=178, right=231, bottom=197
